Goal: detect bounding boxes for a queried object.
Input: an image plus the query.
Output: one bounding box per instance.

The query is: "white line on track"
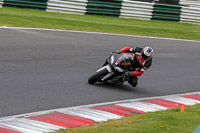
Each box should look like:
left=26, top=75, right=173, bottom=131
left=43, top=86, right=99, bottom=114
left=0, top=26, right=200, bottom=43
left=0, top=91, right=200, bottom=121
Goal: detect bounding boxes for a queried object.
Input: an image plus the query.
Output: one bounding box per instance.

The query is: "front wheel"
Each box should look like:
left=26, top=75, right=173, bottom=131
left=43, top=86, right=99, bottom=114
left=88, top=68, right=109, bottom=84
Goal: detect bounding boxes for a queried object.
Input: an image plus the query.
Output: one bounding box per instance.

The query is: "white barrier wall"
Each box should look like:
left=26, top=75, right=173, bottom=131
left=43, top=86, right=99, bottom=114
left=181, top=7, right=200, bottom=23
left=120, top=0, right=154, bottom=20
left=0, top=0, right=3, bottom=8
left=0, top=0, right=200, bottom=23
left=180, top=0, right=200, bottom=23
left=47, top=0, right=87, bottom=15
left=180, top=0, right=200, bottom=7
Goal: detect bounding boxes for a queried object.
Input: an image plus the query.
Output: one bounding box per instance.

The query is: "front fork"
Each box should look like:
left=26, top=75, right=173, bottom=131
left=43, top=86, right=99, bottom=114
left=97, top=64, right=114, bottom=81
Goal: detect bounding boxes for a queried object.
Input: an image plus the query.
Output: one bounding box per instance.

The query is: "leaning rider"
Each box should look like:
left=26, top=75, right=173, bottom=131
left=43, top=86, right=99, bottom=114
left=114, top=47, right=154, bottom=87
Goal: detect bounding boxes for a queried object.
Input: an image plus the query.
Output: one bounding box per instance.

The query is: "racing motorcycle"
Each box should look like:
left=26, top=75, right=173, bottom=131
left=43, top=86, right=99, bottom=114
left=88, top=52, right=134, bottom=85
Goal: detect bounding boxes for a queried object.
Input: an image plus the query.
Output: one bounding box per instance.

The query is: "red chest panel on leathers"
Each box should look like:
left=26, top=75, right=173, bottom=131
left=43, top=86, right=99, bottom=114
left=134, top=54, right=145, bottom=67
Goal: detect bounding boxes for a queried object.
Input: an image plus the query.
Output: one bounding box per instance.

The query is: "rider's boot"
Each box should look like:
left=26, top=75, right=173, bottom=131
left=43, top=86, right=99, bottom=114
left=128, top=76, right=138, bottom=87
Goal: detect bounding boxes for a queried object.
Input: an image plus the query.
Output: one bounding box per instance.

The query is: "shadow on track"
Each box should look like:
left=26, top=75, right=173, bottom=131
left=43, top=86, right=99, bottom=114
left=89, top=82, right=154, bottom=96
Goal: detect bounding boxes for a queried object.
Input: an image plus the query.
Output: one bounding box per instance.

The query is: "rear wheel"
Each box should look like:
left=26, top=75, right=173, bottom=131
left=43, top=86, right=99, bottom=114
left=88, top=68, right=109, bottom=84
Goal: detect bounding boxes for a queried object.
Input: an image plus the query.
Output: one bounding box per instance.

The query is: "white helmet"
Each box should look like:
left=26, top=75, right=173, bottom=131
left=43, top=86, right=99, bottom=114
left=141, top=47, right=154, bottom=59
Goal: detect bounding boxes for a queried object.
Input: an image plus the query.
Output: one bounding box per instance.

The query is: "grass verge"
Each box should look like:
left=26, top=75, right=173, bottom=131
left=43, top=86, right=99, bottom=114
left=55, top=104, right=200, bottom=133
left=0, top=8, right=200, bottom=40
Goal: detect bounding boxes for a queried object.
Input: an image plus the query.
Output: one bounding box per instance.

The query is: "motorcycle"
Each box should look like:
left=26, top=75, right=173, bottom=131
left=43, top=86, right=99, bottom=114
left=88, top=52, right=134, bottom=85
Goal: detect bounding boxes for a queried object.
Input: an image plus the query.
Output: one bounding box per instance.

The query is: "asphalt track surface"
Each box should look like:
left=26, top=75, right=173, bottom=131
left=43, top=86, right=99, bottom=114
left=0, top=27, right=200, bottom=117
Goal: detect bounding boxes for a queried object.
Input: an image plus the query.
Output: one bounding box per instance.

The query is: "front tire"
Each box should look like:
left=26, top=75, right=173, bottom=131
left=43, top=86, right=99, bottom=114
left=88, top=68, right=109, bottom=84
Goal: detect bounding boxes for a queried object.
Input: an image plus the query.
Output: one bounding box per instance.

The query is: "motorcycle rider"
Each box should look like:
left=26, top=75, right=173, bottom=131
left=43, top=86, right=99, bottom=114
left=114, top=47, right=154, bottom=87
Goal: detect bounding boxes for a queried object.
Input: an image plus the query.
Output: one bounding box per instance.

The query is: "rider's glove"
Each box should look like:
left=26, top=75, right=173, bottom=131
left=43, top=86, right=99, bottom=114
left=124, top=71, right=131, bottom=81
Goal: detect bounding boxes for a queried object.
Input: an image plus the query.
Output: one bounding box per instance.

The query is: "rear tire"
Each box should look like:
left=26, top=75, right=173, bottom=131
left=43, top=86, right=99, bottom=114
left=88, top=68, right=109, bottom=84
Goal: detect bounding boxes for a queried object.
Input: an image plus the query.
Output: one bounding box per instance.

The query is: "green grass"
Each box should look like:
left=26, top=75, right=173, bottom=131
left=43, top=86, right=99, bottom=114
left=55, top=104, right=200, bottom=133
left=0, top=8, right=200, bottom=40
